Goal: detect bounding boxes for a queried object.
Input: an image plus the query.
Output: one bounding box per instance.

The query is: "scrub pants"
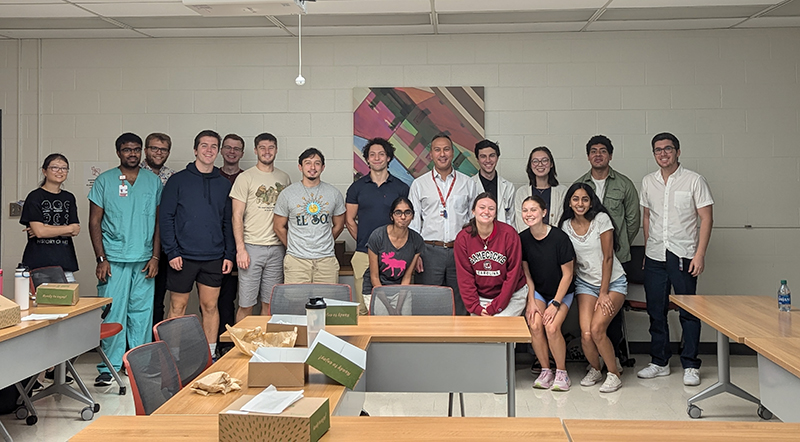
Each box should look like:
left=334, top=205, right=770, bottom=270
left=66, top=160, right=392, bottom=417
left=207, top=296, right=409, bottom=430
left=97, top=260, right=154, bottom=374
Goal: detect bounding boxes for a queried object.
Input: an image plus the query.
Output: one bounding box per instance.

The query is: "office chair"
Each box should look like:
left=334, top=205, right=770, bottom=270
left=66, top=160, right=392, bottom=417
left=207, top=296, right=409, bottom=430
left=369, top=285, right=464, bottom=417
left=153, top=315, right=213, bottom=387
left=123, top=341, right=182, bottom=415
left=268, top=283, right=352, bottom=315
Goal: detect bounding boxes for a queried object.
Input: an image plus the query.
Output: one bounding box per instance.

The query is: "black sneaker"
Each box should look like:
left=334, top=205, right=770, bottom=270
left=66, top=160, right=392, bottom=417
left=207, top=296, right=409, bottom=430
left=44, top=369, right=73, bottom=385
left=530, top=359, right=543, bottom=375
left=94, top=373, right=113, bottom=387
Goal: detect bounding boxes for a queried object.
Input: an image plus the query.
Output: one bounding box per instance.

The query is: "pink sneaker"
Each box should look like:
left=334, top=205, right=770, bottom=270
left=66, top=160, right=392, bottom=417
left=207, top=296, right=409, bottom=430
left=533, top=369, right=554, bottom=389
left=552, top=369, right=571, bottom=391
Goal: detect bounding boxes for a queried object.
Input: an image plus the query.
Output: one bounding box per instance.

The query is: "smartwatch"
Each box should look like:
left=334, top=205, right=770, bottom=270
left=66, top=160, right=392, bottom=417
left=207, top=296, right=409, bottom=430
left=96, top=255, right=106, bottom=264
left=550, top=299, right=562, bottom=309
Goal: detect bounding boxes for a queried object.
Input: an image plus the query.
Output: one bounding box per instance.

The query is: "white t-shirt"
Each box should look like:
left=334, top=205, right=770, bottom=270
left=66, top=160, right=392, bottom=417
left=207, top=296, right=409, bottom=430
left=562, top=212, right=625, bottom=287
left=591, top=176, right=607, bottom=201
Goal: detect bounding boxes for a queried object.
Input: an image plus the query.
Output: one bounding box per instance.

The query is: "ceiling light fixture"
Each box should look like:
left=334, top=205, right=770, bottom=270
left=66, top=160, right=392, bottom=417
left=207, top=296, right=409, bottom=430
left=295, top=11, right=305, bottom=86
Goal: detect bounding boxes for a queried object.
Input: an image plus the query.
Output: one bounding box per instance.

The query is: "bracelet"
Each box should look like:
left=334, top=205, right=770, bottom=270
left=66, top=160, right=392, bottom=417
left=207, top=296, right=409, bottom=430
left=152, top=255, right=159, bottom=260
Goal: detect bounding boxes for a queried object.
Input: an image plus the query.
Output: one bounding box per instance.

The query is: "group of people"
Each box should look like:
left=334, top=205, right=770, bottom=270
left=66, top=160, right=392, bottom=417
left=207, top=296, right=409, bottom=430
left=19, top=129, right=713, bottom=395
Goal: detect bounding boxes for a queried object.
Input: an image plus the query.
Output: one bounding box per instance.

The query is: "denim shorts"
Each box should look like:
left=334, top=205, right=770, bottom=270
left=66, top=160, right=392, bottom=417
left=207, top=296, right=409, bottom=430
left=533, top=291, right=575, bottom=309
left=574, top=275, right=628, bottom=297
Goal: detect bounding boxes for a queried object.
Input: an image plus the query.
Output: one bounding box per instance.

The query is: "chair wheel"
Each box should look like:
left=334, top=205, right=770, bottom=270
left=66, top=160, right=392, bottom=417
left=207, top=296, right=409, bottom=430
left=15, top=406, right=28, bottom=420
left=119, top=386, right=127, bottom=396
left=758, top=405, right=773, bottom=420
left=81, top=407, right=94, bottom=421
left=26, top=415, right=38, bottom=426
left=687, top=404, right=702, bottom=419
left=93, top=403, right=101, bottom=413
left=623, top=358, right=636, bottom=367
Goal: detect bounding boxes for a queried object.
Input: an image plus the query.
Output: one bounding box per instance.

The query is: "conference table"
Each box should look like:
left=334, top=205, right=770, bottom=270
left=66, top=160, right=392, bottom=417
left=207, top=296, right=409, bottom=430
left=0, top=297, right=111, bottom=441
left=563, top=418, right=800, bottom=442
left=670, top=294, right=800, bottom=421
left=154, top=315, right=531, bottom=417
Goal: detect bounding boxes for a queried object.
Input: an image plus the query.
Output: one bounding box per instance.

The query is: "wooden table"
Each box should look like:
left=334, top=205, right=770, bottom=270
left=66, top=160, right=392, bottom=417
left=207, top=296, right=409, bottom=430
left=563, top=419, right=800, bottom=441
left=71, top=415, right=568, bottom=441
left=1, top=297, right=111, bottom=441
left=745, top=336, right=800, bottom=423
left=162, top=316, right=530, bottom=417
left=670, top=295, right=799, bottom=420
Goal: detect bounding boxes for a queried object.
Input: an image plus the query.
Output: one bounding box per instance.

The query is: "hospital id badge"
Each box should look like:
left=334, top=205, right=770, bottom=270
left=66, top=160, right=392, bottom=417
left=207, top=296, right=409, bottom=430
left=119, top=184, right=128, bottom=197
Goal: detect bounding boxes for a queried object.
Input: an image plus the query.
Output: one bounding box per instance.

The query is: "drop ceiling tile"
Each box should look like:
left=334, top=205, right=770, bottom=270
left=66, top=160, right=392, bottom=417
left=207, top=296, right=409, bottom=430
left=276, top=13, right=431, bottom=27
left=0, top=28, right=145, bottom=38
left=0, top=3, right=94, bottom=18
left=439, top=22, right=587, bottom=33
left=763, top=0, right=800, bottom=16
left=600, top=5, right=766, bottom=20
left=143, top=26, right=289, bottom=37
left=305, top=0, right=431, bottom=14
left=608, top=0, right=780, bottom=7
left=737, top=16, right=800, bottom=25
left=0, top=0, right=63, bottom=4
left=436, top=0, right=608, bottom=12
left=78, top=2, right=197, bottom=17
left=0, top=17, right=118, bottom=29
left=296, top=24, right=432, bottom=36
left=438, top=10, right=596, bottom=25
left=116, top=16, right=275, bottom=28
left=588, top=18, right=742, bottom=30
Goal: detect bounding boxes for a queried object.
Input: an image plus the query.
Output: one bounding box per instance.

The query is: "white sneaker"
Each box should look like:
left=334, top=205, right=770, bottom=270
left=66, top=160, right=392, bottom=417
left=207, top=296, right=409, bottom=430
left=683, top=368, right=700, bottom=386
left=580, top=367, right=604, bottom=386
left=599, top=373, right=622, bottom=393
left=637, top=363, right=670, bottom=379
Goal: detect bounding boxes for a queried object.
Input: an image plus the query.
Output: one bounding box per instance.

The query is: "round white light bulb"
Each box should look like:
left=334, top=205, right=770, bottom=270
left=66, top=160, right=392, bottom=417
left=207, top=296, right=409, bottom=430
left=295, top=75, right=306, bottom=86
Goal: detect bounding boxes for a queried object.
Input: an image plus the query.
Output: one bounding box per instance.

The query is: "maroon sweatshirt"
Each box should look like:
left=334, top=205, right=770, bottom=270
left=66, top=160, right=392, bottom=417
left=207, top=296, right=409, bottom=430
left=455, top=221, right=526, bottom=315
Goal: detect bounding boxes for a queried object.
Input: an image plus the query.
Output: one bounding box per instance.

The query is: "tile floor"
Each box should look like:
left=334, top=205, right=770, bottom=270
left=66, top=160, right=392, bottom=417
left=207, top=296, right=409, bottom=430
left=0, top=352, right=772, bottom=441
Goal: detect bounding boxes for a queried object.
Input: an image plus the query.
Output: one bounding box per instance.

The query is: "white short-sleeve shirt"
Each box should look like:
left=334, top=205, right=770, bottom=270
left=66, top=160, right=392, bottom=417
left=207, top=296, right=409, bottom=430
left=562, top=212, right=626, bottom=287
left=640, top=165, right=714, bottom=261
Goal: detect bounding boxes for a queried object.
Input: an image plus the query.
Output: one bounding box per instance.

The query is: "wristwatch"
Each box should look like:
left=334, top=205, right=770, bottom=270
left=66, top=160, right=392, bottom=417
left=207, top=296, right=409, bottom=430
left=96, top=255, right=106, bottom=264
left=551, top=300, right=562, bottom=309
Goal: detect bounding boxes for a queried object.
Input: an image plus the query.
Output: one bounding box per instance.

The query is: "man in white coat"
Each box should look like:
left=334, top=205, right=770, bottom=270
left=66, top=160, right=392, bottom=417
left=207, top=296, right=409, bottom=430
left=471, top=139, right=515, bottom=229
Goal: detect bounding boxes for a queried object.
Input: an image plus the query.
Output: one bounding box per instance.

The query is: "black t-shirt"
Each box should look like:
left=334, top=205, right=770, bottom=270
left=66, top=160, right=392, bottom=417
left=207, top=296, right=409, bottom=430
left=362, top=226, right=424, bottom=295
left=519, top=226, right=575, bottom=300
left=479, top=174, right=498, bottom=201
left=20, top=188, right=80, bottom=272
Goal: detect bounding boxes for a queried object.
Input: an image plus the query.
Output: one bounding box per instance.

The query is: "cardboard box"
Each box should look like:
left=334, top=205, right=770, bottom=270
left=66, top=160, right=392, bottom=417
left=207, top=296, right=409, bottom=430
left=36, top=283, right=79, bottom=306
left=219, top=395, right=330, bottom=442
left=305, top=330, right=366, bottom=389
left=0, top=295, right=21, bottom=329
left=248, top=347, right=309, bottom=388
left=268, top=314, right=308, bottom=347
left=323, top=298, right=359, bottom=326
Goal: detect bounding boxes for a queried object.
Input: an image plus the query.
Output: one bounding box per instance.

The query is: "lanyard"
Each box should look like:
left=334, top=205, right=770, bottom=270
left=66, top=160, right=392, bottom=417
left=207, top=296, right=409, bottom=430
left=432, top=169, right=456, bottom=209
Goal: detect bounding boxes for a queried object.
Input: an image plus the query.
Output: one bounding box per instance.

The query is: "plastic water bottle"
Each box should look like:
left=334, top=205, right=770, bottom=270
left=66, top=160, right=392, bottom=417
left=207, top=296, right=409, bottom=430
left=306, top=297, right=327, bottom=345
left=779, top=280, right=792, bottom=312
left=15, top=264, right=30, bottom=311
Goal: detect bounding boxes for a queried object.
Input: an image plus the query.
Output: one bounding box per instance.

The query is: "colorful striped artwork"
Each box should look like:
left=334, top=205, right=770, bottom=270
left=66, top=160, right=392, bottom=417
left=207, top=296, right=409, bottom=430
left=353, top=87, right=485, bottom=185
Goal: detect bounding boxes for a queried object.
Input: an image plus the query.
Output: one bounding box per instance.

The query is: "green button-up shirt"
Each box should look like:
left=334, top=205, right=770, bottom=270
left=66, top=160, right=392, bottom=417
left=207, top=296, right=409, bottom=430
left=575, top=167, right=640, bottom=263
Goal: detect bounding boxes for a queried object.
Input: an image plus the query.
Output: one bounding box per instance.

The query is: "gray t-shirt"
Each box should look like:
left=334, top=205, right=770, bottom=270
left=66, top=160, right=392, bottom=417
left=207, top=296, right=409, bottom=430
left=274, top=180, right=346, bottom=260
left=362, top=226, right=425, bottom=294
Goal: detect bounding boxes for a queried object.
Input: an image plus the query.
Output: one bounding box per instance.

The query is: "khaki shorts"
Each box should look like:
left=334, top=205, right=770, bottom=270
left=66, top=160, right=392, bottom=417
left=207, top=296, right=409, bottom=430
left=284, top=254, right=340, bottom=284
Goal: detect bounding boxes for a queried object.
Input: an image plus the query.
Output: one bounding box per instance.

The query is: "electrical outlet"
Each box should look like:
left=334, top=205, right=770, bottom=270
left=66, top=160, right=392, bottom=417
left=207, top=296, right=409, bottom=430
left=9, top=201, right=23, bottom=218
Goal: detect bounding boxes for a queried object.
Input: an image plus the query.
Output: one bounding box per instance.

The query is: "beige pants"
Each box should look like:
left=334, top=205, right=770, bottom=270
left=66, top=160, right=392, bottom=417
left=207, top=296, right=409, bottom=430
left=283, top=255, right=340, bottom=284
left=350, top=251, right=370, bottom=315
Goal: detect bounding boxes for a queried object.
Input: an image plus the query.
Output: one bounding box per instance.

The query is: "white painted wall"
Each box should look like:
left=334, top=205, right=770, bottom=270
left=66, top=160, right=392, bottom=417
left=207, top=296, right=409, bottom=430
left=1, top=29, right=799, bottom=342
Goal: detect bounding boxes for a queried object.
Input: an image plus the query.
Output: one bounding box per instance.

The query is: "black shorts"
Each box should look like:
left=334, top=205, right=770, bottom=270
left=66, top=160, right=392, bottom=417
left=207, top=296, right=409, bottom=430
left=167, top=258, right=224, bottom=293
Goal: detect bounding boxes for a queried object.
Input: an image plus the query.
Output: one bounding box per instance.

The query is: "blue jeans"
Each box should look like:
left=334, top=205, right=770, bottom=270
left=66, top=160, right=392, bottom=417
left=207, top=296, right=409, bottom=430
left=644, top=251, right=701, bottom=369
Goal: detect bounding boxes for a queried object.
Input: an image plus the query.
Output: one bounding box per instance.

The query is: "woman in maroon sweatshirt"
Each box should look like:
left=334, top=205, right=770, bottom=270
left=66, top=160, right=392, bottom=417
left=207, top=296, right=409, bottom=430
left=455, top=192, right=527, bottom=316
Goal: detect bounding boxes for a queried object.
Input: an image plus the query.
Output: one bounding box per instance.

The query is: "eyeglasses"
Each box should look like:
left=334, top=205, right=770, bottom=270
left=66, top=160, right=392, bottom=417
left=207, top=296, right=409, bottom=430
left=222, top=146, right=244, bottom=153
left=147, top=146, right=170, bottom=154
left=48, top=166, right=69, bottom=173
left=120, top=147, right=142, bottom=154
left=393, top=210, right=413, bottom=217
left=653, top=146, right=676, bottom=155
left=530, top=158, right=550, bottom=166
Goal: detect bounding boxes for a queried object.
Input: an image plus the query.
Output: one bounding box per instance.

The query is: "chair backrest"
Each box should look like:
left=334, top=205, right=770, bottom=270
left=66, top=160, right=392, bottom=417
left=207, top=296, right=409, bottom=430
left=268, top=283, right=352, bottom=315
left=123, top=341, right=182, bottom=416
left=29, top=266, right=68, bottom=294
left=627, top=245, right=645, bottom=285
left=153, top=315, right=212, bottom=387
left=370, top=285, right=455, bottom=316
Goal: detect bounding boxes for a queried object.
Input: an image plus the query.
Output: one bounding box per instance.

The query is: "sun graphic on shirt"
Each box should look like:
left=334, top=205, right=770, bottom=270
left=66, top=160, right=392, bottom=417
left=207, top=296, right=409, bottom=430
left=298, top=192, right=328, bottom=216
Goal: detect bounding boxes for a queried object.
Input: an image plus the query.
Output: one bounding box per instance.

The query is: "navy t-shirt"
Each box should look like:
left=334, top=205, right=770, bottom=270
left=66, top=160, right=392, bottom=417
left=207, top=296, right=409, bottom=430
left=20, top=187, right=80, bottom=272
left=519, top=226, right=575, bottom=300
left=345, top=173, right=409, bottom=252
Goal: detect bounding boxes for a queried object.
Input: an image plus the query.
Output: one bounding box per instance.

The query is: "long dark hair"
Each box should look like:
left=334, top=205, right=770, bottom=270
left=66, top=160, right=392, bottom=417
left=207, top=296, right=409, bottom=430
left=40, top=153, right=69, bottom=187
left=558, top=183, right=619, bottom=252
left=526, top=146, right=559, bottom=187
left=463, top=192, right=497, bottom=237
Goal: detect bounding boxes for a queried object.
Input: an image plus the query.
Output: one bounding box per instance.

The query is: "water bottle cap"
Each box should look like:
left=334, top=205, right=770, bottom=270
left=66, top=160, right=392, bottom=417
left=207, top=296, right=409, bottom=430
left=306, top=297, right=327, bottom=309
left=781, top=280, right=787, bottom=285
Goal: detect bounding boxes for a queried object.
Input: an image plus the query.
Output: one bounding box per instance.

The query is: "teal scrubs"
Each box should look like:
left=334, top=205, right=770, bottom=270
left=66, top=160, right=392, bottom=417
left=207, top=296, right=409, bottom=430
left=88, top=167, right=162, bottom=373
